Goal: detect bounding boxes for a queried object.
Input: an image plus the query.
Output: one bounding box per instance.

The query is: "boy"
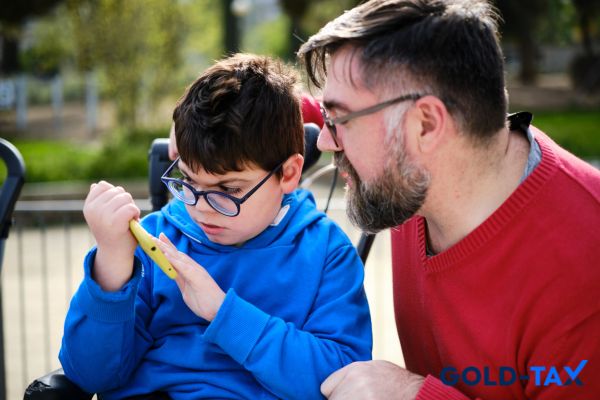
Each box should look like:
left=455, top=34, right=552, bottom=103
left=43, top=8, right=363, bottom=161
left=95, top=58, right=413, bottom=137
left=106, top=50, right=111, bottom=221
left=59, top=54, right=372, bottom=400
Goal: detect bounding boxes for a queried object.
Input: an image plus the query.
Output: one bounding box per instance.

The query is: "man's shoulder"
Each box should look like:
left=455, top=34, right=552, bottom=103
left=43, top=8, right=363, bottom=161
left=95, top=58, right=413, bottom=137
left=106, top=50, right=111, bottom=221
left=534, top=127, right=600, bottom=201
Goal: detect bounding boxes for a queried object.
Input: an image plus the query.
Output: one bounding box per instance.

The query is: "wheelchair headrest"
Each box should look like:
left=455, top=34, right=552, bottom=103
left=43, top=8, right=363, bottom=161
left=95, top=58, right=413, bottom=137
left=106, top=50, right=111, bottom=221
left=302, top=123, right=322, bottom=172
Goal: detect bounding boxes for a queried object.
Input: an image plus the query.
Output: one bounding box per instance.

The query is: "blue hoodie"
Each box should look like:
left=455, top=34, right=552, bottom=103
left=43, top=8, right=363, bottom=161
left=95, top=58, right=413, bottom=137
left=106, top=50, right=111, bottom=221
left=60, top=189, right=372, bottom=399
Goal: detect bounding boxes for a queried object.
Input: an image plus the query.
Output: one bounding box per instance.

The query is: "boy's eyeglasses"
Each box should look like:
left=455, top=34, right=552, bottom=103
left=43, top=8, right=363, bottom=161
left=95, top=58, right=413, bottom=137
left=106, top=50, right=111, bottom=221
left=161, top=158, right=283, bottom=217
left=320, top=93, right=424, bottom=147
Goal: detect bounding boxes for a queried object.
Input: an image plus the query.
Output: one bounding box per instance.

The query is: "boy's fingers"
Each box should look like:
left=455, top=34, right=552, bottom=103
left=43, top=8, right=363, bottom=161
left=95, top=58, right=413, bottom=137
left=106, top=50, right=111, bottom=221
left=158, top=232, right=176, bottom=247
left=156, top=238, right=193, bottom=275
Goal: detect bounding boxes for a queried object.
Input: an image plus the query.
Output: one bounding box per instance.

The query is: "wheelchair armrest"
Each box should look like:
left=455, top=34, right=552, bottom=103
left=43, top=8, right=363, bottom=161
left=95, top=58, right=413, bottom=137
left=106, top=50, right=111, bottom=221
left=24, top=368, right=93, bottom=400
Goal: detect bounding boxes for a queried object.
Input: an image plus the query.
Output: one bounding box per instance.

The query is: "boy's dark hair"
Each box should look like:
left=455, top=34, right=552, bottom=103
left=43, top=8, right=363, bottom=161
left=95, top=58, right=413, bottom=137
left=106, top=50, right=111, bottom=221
left=298, top=0, right=507, bottom=141
left=173, top=53, right=304, bottom=175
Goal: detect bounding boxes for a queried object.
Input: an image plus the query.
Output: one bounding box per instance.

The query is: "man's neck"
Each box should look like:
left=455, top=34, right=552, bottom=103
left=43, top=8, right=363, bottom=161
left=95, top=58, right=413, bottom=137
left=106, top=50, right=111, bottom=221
left=422, top=127, right=531, bottom=254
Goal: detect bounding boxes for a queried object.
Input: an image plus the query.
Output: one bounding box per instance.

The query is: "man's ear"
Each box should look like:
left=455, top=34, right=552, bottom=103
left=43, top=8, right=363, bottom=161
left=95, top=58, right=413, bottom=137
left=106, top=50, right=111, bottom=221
left=408, top=95, right=448, bottom=155
left=280, top=154, right=304, bottom=194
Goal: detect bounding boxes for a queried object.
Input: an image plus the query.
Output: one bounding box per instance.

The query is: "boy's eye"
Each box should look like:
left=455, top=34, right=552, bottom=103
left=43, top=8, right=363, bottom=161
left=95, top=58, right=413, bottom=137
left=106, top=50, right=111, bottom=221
left=220, top=186, right=242, bottom=195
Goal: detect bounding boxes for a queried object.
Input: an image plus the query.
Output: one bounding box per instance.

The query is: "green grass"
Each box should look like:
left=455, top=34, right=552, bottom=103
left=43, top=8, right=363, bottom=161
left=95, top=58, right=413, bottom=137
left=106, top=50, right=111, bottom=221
left=532, top=110, right=600, bottom=159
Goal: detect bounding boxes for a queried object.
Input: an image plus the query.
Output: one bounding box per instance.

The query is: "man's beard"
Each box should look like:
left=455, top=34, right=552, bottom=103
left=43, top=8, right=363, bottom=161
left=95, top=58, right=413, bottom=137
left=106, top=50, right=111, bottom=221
left=334, top=140, right=430, bottom=234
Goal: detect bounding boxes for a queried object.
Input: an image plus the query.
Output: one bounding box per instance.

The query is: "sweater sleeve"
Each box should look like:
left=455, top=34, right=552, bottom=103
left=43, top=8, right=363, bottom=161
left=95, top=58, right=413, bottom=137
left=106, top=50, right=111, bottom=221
left=58, top=248, right=154, bottom=394
left=202, top=243, right=372, bottom=400
left=416, top=376, right=476, bottom=400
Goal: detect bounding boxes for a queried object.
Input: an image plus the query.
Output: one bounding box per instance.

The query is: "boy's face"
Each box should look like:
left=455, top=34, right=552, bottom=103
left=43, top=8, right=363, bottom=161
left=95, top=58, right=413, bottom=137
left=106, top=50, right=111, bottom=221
left=177, top=159, right=287, bottom=246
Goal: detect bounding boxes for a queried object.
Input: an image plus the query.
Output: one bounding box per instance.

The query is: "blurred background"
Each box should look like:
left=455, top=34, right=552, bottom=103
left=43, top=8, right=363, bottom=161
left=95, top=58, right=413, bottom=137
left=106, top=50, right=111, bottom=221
left=0, top=0, right=599, bottom=398
left=1, top=0, right=599, bottom=182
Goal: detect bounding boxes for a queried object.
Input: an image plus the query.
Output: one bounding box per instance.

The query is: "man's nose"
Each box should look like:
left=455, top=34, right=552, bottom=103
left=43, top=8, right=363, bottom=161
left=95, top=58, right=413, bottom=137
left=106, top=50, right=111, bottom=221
left=317, top=126, right=342, bottom=152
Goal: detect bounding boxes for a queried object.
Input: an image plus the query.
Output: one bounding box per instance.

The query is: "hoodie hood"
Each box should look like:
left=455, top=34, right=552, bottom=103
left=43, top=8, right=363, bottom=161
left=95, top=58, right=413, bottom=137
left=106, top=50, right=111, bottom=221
left=161, top=189, right=325, bottom=253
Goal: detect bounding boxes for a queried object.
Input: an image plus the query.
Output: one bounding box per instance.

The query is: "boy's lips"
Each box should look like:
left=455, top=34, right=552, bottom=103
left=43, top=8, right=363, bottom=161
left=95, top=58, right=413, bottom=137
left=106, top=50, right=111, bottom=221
left=199, top=222, right=225, bottom=235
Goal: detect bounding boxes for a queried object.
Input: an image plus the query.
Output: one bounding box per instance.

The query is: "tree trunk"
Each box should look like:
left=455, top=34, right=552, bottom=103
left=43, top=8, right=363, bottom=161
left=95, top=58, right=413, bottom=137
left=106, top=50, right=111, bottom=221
left=223, top=0, right=240, bottom=55
left=518, top=31, right=537, bottom=85
left=0, top=34, right=20, bottom=74
left=287, top=15, right=303, bottom=61
left=579, top=13, right=594, bottom=57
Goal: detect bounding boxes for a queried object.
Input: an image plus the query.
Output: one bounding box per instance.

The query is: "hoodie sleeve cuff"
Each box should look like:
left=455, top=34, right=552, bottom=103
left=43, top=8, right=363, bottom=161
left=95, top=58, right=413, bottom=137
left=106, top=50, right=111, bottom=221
left=78, top=248, right=143, bottom=323
left=416, top=375, right=471, bottom=400
left=202, top=288, right=270, bottom=364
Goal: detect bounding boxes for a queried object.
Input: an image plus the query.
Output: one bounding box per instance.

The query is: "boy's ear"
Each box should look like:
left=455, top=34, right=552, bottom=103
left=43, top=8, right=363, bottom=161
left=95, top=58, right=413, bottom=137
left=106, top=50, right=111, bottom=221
left=280, top=154, right=304, bottom=194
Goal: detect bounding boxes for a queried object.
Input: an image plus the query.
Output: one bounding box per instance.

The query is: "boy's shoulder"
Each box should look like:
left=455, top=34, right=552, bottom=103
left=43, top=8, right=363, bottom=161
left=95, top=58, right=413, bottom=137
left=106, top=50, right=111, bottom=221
left=289, top=189, right=354, bottom=248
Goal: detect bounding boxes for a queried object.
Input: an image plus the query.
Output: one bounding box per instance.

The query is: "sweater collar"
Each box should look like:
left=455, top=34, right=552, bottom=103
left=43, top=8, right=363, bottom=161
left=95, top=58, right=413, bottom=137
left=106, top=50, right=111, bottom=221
left=419, top=113, right=560, bottom=271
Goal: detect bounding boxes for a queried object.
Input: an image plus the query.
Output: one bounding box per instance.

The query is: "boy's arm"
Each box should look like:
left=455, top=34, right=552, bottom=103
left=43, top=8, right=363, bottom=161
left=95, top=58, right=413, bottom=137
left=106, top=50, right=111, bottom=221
left=159, top=236, right=372, bottom=400
left=60, top=182, right=152, bottom=393
left=211, top=244, right=372, bottom=400
left=59, top=248, right=154, bottom=394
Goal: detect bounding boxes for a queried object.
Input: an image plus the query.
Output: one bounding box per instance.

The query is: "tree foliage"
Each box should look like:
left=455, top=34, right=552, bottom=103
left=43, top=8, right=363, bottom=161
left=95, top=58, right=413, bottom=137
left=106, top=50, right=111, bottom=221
left=572, top=0, right=600, bottom=56
left=66, top=0, right=187, bottom=128
left=0, top=0, right=65, bottom=74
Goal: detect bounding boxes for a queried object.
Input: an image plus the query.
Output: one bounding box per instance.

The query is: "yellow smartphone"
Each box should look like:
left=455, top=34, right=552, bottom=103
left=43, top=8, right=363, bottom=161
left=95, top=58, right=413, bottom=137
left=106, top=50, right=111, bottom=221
left=129, top=220, right=177, bottom=279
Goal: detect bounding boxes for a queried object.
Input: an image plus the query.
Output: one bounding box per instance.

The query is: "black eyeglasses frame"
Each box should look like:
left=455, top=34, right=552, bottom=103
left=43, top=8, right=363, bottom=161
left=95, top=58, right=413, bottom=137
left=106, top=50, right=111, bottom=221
left=161, top=157, right=284, bottom=217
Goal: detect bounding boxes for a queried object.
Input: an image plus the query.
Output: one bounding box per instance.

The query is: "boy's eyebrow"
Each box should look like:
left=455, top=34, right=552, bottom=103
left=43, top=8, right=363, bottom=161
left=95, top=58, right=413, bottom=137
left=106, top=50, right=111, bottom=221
left=177, top=161, right=251, bottom=185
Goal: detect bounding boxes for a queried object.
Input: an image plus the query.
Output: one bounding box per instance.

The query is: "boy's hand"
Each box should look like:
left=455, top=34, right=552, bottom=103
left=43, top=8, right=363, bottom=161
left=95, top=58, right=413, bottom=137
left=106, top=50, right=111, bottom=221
left=156, top=233, right=226, bottom=321
left=83, top=181, right=140, bottom=291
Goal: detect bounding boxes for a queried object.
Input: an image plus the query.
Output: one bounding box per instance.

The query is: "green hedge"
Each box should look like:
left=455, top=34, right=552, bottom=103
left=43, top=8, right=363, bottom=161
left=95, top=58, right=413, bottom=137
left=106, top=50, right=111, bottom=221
left=1, top=110, right=598, bottom=184
left=1, top=127, right=167, bottom=184
left=531, top=110, right=600, bottom=159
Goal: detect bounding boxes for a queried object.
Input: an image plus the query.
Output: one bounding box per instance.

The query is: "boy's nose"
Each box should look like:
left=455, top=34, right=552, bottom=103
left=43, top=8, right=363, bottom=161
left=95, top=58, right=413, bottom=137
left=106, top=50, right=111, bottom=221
left=317, top=126, right=342, bottom=152
left=194, top=197, right=215, bottom=213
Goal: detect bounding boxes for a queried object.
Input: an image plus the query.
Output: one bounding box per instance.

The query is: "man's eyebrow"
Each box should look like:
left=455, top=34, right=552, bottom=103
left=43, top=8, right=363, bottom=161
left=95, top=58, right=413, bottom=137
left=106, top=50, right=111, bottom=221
left=322, top=99, right=351, bottom=113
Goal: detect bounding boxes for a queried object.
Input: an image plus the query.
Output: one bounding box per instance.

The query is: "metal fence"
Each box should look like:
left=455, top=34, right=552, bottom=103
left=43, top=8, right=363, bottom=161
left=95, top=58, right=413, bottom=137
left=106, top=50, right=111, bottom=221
left=1, top=198, right=402, bottom=400
left=1, top=199, right=150, bottom=399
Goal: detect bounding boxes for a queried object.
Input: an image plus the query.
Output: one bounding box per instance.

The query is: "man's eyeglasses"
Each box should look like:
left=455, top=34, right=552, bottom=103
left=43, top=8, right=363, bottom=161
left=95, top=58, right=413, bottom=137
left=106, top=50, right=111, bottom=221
left=161, top=158, right=283, bottom=217
left=320, top=93, right=424, bottom=147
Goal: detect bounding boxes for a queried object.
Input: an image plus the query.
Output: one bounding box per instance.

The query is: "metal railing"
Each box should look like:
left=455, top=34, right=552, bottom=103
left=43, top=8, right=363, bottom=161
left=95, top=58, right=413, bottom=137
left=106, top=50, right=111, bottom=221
left=1, top=196, right=402, bottom=400
left=1, top=200, right=152, bottom=399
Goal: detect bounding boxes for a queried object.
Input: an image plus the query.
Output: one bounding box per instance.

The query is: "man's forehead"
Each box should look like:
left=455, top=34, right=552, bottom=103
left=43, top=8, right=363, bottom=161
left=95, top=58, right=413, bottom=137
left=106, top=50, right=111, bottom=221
left=323, top=46, right=379, bottom=109
left=327, top=46, right=366, bottom=90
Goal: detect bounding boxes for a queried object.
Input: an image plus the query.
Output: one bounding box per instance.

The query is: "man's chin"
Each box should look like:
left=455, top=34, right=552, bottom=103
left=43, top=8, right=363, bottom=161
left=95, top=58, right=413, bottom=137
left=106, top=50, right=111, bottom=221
left=344, top=185, right=421, bottom=233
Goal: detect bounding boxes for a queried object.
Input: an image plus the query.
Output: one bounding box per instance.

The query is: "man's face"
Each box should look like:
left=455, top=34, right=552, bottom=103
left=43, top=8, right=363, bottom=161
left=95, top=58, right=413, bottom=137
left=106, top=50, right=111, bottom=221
left=320, top=47, right=430, bottom=232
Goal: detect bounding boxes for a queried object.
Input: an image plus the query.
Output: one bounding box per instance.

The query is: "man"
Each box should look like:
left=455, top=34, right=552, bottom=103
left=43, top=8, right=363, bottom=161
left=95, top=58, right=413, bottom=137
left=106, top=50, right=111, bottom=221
left=298, top=0, right=600, bottom=399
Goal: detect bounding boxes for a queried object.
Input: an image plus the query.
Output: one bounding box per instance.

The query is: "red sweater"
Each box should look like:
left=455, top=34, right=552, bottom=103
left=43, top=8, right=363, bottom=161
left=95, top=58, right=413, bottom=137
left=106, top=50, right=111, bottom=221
left=392, top=128, right=600, bottom=399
